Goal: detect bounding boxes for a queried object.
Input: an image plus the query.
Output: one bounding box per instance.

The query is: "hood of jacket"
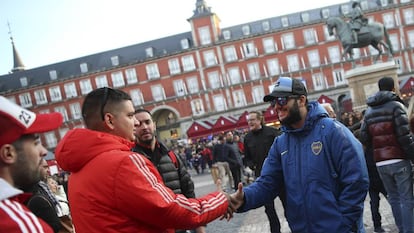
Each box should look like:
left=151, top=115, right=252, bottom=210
left=55, top=128, right=135, bottom=173
left=281, top=101, right=329, bottom=134
left=366, top=91, right=404, bottom=107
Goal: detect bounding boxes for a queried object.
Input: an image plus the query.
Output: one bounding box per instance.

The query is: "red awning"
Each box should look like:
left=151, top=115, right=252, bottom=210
left=263, top=106, right=279, bottom=123
left=318, top=94, right=334, bottom=104
left=236, top=111, right=249, bottom=129
left=211, top=116, right=238, bottom=135
left=400, top=76, right=414, bottom=95
left=186, top=121, right=212, bottom=139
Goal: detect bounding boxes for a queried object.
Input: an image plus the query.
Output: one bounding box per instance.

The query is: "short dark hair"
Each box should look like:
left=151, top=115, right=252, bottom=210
left=82, top=87, right=131, bottom=128
left=134, top=108, right=152, bottom=116
left=378, top=77, right=394, bottom=91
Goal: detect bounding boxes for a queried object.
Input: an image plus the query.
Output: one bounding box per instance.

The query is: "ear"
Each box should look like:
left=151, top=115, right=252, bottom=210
left=0, top=144, right=17, bottom=165
left=103, top=113, right=116, bottom=130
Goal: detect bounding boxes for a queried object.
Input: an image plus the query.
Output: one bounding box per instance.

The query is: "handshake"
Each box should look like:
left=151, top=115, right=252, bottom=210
left=215, top=179, right=245, bottom=221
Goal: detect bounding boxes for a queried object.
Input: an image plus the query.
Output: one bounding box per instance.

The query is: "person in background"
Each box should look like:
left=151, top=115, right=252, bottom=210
left=55, top=87, right=229, bottom=233
left=225, top=131, right=243, bottom=187
left=243, top=110, right=284, bottom=233
left=0, top=95, right=63, bottom=233
left=212, top=135, right=237, bottom=191
left=321, top=103, right=337, bottom=119
left=227, top=77, right=369, bottom=232
left=360, top=77, right=414, bottom=233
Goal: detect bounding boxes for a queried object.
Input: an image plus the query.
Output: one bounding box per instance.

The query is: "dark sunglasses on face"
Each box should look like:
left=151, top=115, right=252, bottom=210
left=270, top=95, right=299, bottom=107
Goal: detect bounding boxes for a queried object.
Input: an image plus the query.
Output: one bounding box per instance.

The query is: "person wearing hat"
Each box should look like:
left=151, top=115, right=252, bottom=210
left=227, top=77, right=369, bottom=232
left=360, top=76, right=414, bottom=233
left=54, top=87, right=229, bottom=233
left=0, top=96, right=63, bottom=232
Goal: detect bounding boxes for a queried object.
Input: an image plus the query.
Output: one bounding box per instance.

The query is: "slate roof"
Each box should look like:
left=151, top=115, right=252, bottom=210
left=0, top=0, right=388, bottom=94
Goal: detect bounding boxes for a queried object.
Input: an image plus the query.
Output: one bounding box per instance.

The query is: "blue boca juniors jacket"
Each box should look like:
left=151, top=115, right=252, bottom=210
left=240, top=102, right=369, bottom=233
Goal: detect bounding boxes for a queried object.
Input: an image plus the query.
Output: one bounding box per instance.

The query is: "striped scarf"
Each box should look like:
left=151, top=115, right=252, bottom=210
left=38, top=181, right=63, bottom=217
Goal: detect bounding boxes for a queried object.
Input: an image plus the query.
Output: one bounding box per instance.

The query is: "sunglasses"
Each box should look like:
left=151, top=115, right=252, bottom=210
left=100, top=87, right=112, bottom=120
left=270, top=95, right=299, bottom=107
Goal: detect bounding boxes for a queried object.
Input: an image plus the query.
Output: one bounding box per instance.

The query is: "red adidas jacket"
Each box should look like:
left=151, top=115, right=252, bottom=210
left=55, top=128, right=228, bottom=233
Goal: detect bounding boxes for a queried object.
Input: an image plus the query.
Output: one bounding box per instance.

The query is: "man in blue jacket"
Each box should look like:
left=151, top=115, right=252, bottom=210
left=228, top=77, right=369, bottom=232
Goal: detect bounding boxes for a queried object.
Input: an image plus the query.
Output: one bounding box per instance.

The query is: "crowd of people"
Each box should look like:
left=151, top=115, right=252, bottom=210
left=2, top=75, right=414, bottom=233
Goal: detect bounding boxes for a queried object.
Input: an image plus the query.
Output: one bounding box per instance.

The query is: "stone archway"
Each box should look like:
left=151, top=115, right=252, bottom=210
left=151, top=106, right=181, bottom=145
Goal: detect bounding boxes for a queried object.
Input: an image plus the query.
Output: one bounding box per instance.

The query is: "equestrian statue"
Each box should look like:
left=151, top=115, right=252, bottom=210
left=326, top=1, right=393, bottom=66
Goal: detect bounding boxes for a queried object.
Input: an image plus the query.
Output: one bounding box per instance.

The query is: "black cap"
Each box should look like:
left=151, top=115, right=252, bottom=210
left=263, top=77, right=307, bottom=102
left=378, top=77, right=394, bottom=91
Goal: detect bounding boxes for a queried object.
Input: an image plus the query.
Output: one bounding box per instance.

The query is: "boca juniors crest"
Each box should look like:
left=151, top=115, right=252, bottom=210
left=311, top=141, right=323, bottom=155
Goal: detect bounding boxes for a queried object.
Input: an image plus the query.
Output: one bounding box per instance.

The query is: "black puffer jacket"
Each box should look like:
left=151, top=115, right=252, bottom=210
left=133, top=142, right=195, bottom=198
left=360, top=91, right=414, bottom=162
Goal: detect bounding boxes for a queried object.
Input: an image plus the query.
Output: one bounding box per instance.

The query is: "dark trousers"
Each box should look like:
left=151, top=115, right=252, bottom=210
left=230, top=166, right=241, bottom=190
left=368, top=180, right=387, bottom=228
left=265, top=187, right=287, bottom=233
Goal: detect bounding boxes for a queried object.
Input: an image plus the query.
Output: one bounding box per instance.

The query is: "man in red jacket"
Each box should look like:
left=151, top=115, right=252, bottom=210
left=0, top=96, right=63, bottom=233
left=55, top=87, right=229, bottom=233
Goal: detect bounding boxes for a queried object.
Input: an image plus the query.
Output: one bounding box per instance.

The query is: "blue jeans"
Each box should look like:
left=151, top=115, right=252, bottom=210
left=377, top=160, right=414, bottom=233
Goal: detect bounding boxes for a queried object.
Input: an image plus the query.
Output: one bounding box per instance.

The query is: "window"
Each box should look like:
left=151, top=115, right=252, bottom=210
left=303, top=28, right=318, bottom=45
left=111, top=56, right=119, bottom=66
left=54, top=106, right=69, bottom=122
left=287, top=54, right=300, bottom=72
left=224, top=46, right=238, bottom=62
left=321, top=8, right=330, bottom=19
left=198, top=26, right=211, bottom=45
left=49, top=86, right=62, bottom=102
left=44, top=132, right=57, bottom=148
left=59, top=128, right=69, bottom=139
left=79, top=79, right=92, bottom=95
left=145, top=47, right=154, bottom=58
left=130, top=89, right=144, bottom=106
left=208, top=71, right=222, bottom=89
left=64, top=82, right=77, bottom=99
left=263, top=37, right=276, bottom=54
left=312, top=73, right=326, bottom=91
left=281, top=33, right=295, bottom=50
left=186, top=76, right=199, bottom=94
left=360, top=0, right=369, bottom=10
left=242, top=42, right=257, bottom=58
left=95, top=75, right=108, bottom=88
left=389, top=34, right=399, bottom=51
left=80, top=63, right=88, bottom=73
left=242, top=25, right=250, bottom=36
left=181, top=38, right=190, bottom=49
left=267, top=59, right=280, bottom=76
left=383, top=13, right=395, bottom=28
left=20, top=77, right=28, bottom=87
left=307, top=50, right=320, bottom=68
left=168, top=58, right=181, bottom=75
left=262, top=21, right=270, bottom=31
left=227, top=67, right=241, bottom=85
left=403, top=8, right=414, bottom=25
left=173, top=79, right=187, bottom=96
left=111, top=71, right=125, bottom=88
left=408, top=30, right=414, bottom=47
left=380, top=0, right=388, bottom=6
left=340, top=4, right=350, bottom=15
left=222, top=30, right=231, bottom=40
left=333, top=69, right=346, bottom=86
left=395, top=57, right=403, bottom=74
left=252, top=86, right=264, bottom=104
left=125, top=68, right=138, bottom=84
left=146, top=63, right=160, bottom=79
left=151, top=85, right=165, bottom=101
left=232, top=90, right=247, bottom=107
left=49, top=70, right=58, bottom=80
left=69, top=102, right=82, bottom=119
left=301, top=13, right=310, bottom=23
left=182, top=55, right=196, bottom=72
left=328, top=46, right=341, bottom=63
left=203, top=50, right=217, bottom=66
left=34, top=89, right=47, bottom=105
left=19, top=93, right=32, bottom=107
left=191, top=99, right=205, bottom=116
left=323, top=25, right=336, bottom=41
left=247, top=62, right=261, bottom=80
left=281, top=17, right=289, bottom=27
left=353, top=48, right=361, bottom=59
left=213, top=95, right=227, bottom=112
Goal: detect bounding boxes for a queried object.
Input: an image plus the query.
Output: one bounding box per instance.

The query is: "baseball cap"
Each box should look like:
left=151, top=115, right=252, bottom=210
left=0, top=96, right=63, bottom=147
left=263, top=77, right=307, bottom=102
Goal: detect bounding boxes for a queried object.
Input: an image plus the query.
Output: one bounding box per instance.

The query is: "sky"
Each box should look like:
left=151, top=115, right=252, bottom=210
left=0, top=0, right=347, bottom=75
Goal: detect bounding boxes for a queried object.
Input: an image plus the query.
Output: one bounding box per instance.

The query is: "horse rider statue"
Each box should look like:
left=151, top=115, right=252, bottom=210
left=349, top=1, right=368, bottom=44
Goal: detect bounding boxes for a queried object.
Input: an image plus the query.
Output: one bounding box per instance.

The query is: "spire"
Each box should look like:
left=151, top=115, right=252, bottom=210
left=8, top=22, right=25, bottom=73
left=191, top=0, right=213, bottom=18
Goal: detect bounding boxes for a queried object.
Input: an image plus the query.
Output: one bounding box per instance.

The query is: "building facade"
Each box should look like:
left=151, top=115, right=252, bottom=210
left=1, top=0, right=414, bottom=149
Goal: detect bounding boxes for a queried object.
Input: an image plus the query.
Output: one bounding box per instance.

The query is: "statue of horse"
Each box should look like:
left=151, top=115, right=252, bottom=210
left=326, top=17, right=393, bottom=66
